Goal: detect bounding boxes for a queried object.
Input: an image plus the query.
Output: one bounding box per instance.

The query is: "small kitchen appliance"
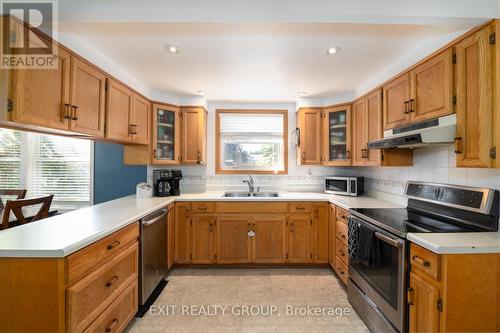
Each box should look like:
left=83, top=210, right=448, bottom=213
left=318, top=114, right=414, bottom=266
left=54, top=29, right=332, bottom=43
left=153, top=169, right=182, bottom=196
left=324, top=176, right=364, bottom=196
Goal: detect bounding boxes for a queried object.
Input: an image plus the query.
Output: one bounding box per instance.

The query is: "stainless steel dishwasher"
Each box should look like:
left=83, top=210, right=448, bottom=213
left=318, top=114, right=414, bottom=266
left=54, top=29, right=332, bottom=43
left=137, top=207, right=168, bottom=317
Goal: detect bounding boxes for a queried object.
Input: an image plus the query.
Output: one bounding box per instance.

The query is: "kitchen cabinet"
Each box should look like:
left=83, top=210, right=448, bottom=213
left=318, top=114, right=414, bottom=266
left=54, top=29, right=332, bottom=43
left=181, top=106, right=207, bottom=165
left=131, top=94, right=151, bottom=145
left=191, top=215, right=215, bottom=264
left=174, top=202, right=191, bottom=264
left=383, top=72, right=411, bottom=130
left=105, top=78, right=134, bottom=142
left=252, top=215, right=287, bottom=264
left=288, top=214, right=312, bottom=263
left=296, top=108, right=322, bottom=165
left=408, top=243, right=500, bottom=332
left=68, top=57, right=106, bottom=137
left=216, top=215, right=252, bottom=264
left=329, top=204, right=336, bottom=269
left=455, top=25, right=495, bottom=168
left=322, top=105, right=352, bottom=166
left=352, top=98, right=367, bottom=166
left=152, top=103, right=181, bottom=164
left=333, top=206, right=349, bottom=284
left=312, top=203, right=329, bottom=264
left=167, top=204, right=175, bottom=270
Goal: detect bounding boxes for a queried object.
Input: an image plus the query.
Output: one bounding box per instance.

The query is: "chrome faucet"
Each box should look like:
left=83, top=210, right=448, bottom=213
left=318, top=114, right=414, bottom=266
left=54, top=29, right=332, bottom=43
left=242, top=176, right=255, bottom=194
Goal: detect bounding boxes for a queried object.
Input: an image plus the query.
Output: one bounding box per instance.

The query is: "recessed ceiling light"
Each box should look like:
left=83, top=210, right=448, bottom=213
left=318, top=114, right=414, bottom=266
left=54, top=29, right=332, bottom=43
left=165, top=44, right=181, bottom=54
left=197, top=90, right=207, bottom=95
left=326, top=47, right=341, bottom=55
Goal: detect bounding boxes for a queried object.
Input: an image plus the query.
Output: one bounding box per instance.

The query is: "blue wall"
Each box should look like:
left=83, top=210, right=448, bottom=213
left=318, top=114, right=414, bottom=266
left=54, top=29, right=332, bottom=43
left=93, top=142, right=147, bottom=204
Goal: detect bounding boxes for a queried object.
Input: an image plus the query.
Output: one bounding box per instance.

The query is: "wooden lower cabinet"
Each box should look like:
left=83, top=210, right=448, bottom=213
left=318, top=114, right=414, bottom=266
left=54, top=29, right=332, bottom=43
left=191, top=215, right=215, bottom=264
left=174, top=202, right=191, bottom=264
left=408, top=272, right=440, bottom=333
left=313, top=203, right=329, bottom=263
left=167, top=204, right=175, bottom=270
left=216, top=215, right=252, bottom=264
left=252, top=215, right=287, bottom=264
left=288, top=214, right=312, bottom=263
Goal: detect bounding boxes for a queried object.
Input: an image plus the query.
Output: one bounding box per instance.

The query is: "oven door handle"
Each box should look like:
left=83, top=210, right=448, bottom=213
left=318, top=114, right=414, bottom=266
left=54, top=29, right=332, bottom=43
left=375, top=232, right=401, bottom=247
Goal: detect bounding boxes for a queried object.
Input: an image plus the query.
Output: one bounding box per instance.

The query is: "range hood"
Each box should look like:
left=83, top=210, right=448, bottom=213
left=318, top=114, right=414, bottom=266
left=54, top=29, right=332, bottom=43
left=368, top=114, right=456, bottom=149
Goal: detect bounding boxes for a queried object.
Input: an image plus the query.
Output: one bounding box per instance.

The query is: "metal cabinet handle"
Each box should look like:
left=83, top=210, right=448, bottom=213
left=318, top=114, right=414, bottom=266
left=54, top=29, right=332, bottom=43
left=346, top=150, right=351, bottom=159
left=338, top=232, right=346, bottom=239
left=408, top=99, right=416, bottom=113
left=107, top=240, right=120, bottom=250
left=338, top=249, right=345, bottom=256
left=407, top=287, right=414, bottom=305
left=295, top=206, right=306, bottom=210
left=105, top=275, right=119, bottom=287
left=454, top=137, right=463, bottom=154
left=301, top=152, right=306, bottom=162
left=71, top=105, right=78, bottom=120
left=290, top=223, right=294, bottom=232
left=404, top=101, right=410, bottom=114
left=198, top=206, right=208, bottom=211
left=105, top=318, right=118, bottom=332
left=209, top=223, right=213, bottom=232
left=63, top=103, right=71, bottom=119
left=412, top=255, right=431, bottom=267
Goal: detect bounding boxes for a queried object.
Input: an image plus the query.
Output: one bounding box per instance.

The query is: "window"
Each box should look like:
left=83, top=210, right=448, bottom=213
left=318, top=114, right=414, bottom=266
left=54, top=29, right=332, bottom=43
left=0, top=128, right=92, bottom=210
left=216, top=110, right=288, bottom=174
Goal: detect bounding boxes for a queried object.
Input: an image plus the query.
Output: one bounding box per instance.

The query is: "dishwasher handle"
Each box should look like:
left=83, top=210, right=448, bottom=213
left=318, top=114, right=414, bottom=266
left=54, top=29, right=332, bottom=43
left=142, top=208, right=168, bottom=226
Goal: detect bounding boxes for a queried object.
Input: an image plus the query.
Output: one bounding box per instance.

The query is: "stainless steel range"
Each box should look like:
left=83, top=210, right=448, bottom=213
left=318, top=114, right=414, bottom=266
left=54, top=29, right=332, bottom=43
left=347, top=181, right=499, bottom=333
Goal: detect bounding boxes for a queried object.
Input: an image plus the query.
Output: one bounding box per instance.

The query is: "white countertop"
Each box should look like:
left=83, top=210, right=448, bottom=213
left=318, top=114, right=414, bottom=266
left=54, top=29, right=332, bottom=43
left=0, top=191, right=399, bottom=258
left=407, top=232, right=500, bottom=254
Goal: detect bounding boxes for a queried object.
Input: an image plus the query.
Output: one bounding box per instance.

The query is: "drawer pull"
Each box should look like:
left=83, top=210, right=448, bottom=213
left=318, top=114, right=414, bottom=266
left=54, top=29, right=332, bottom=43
left=338, top=249, right=345, bottom=256
left=339, top=270, right=344, bottom=275
left=107, top=240, right=121, bottom=250
left=295, top=206, right=306, bottom=210
left=338, top=232, right=346, bottom=239
left=105, top=318, right=118, bottom=332
left=412, top=255, right=430, bottom=267
left=198, top=206, right=208, bottom=211
left=105, top=275, right=119, bottom=287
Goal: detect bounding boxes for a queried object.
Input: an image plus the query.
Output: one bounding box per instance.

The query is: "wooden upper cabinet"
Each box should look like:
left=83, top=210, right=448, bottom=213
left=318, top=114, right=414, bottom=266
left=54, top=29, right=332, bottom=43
left=152, top=103, right=181, bottom=165
left=105, top=79, right=133, bottom=143
left=297, top=108, right=322, bottom=165
left=408, top=272, right=440, bottom=333
left=288, top=214, right=312, bottom=263
left=352, top=99, right=367, bottom=166
left=181, top=106, right=207, bottom=165
left=10, top=44, right=71, bottom=131
left=455, top=25, right=494, bottom=168
left=131, top=94, right=150, bottom=145
left=216, top=215, right=252, bottom=264
left=365, top=89, right=383, bottom=166
left=69, top=57, right=106, bottom=137
left=410, top=49, right=453, bottom=122
left=322, top=105, right=352, bottom=166
left=383, top=72, right=411, bottom=130
left=252, top=215, right=287, bottom=264
left=191, top=215, right=215, bottom=264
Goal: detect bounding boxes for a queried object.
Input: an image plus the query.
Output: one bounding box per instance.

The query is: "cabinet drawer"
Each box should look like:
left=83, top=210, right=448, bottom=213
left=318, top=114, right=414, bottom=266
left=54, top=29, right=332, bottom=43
left=336, top=239, right=348, bottom=265
left=410, top=243, right=440, bottom=281
left=289, top=202, right=313, bottom=213
left=336, top=221, right=348, bottom=246
left=67, top=243, right=138, bottom=333
left=83, top=279, right=138, bottom=333
left=66, top=223, right=139, bottom=285
left=335, top=257, right=349, bottom=285
left=191, top=201, right=215, bottom=213
left=216, top=202, right=288, bottom=214
left=336, top=207, right=349, bottom=223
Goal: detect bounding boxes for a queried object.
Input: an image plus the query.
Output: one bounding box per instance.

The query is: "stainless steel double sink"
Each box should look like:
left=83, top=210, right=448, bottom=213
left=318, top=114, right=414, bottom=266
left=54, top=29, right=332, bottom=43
left=222, top=191, right=280, bottom=198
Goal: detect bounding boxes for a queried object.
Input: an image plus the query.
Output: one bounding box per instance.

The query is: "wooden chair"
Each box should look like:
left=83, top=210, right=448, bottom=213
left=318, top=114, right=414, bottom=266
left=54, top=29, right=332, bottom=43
left=0, top=189, right=27, bottom=209
left=1, top=195, right=54, bottom=230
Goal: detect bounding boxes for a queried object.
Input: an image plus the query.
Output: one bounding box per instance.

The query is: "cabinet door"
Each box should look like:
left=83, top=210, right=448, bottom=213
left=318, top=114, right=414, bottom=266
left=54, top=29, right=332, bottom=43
left=167, top=205, right=175, bottom=270
left=410, top=49, right=453, bottom=123
left=174, top=202, right=191, bottom=264
left=323, top=105, right=352, bottom=166
left=297, top=108, right=322, bottom=165
left=191, top=215, right=215, bottom=264
left=131, top=94, right=151, bottom=145
left=152, top=103, right=180, bottom=164
left=383, top=73, right=411, bottom=130
left=313, top=203, right=329, bottom=264
left=10, top=45, right=70, bottom=130
left=408, top=272, right=440, bottom=333
left=351, top=99, right=367, bottom=166
left=216, top=215, right=252, bottom=264
left=288, top=214, right=312, bottom=263
left=105, top=79, right=133, bottom=143
left=366, top=89, right=383, bottom=166
left=455, top=26, right=494, bottom=168
left=181, top=107, right=207, bottom=165
left=252, top=215, right=287, bottom=264
left=69, top=57, right=106, bottom=137
left=329, top=204, right=336, bottom=268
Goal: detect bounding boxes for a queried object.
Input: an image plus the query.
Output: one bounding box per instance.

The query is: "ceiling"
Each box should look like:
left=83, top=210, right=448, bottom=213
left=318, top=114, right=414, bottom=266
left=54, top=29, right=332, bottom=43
left=57, top=1, right=497, bottom=102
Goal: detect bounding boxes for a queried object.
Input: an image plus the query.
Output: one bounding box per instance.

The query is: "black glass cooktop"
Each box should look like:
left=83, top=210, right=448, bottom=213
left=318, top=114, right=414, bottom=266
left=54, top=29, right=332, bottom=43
left=350, top=208, right=478, bottom=236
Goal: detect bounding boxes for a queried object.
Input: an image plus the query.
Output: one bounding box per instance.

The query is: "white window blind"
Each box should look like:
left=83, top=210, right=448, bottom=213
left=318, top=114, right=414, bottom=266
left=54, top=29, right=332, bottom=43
left=0, top=130, right=21, bottom=189
left=218, top=112, right=286, bottom=173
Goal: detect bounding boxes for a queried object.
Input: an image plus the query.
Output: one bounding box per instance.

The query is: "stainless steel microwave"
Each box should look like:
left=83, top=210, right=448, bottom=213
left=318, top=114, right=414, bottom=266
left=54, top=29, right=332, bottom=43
left=324, top=176, right=364, bottom=196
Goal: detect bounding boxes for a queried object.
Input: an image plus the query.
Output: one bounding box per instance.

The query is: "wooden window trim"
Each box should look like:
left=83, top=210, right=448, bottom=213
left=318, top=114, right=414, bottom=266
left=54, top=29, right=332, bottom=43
left=215, top=109, right=288, bottom=175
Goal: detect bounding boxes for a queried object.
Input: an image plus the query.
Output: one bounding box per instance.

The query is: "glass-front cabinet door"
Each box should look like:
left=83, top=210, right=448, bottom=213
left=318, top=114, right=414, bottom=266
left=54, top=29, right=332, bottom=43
left=152, top=103, right=180, bottom=164
left=323, top=105, right=351, bottom=166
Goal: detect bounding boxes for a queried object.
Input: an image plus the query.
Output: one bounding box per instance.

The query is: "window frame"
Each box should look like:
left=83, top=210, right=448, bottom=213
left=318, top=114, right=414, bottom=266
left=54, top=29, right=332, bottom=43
left=215, top=109, right=288, bottom=175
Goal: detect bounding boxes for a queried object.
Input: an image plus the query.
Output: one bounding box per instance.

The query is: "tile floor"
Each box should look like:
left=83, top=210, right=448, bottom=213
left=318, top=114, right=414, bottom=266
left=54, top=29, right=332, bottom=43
left=126, top=267, right=369, bottom=333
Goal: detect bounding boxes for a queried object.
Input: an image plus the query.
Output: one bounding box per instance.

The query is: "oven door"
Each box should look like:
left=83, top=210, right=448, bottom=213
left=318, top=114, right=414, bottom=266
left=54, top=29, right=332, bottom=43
left=348, top=216, right=406, bottom=332
left=324, top=177, right=349, bottom=195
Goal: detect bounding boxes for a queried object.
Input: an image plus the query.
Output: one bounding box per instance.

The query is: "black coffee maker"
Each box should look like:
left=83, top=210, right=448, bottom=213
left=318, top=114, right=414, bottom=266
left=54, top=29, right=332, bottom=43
left=153, top=169, right=183, bottom=196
